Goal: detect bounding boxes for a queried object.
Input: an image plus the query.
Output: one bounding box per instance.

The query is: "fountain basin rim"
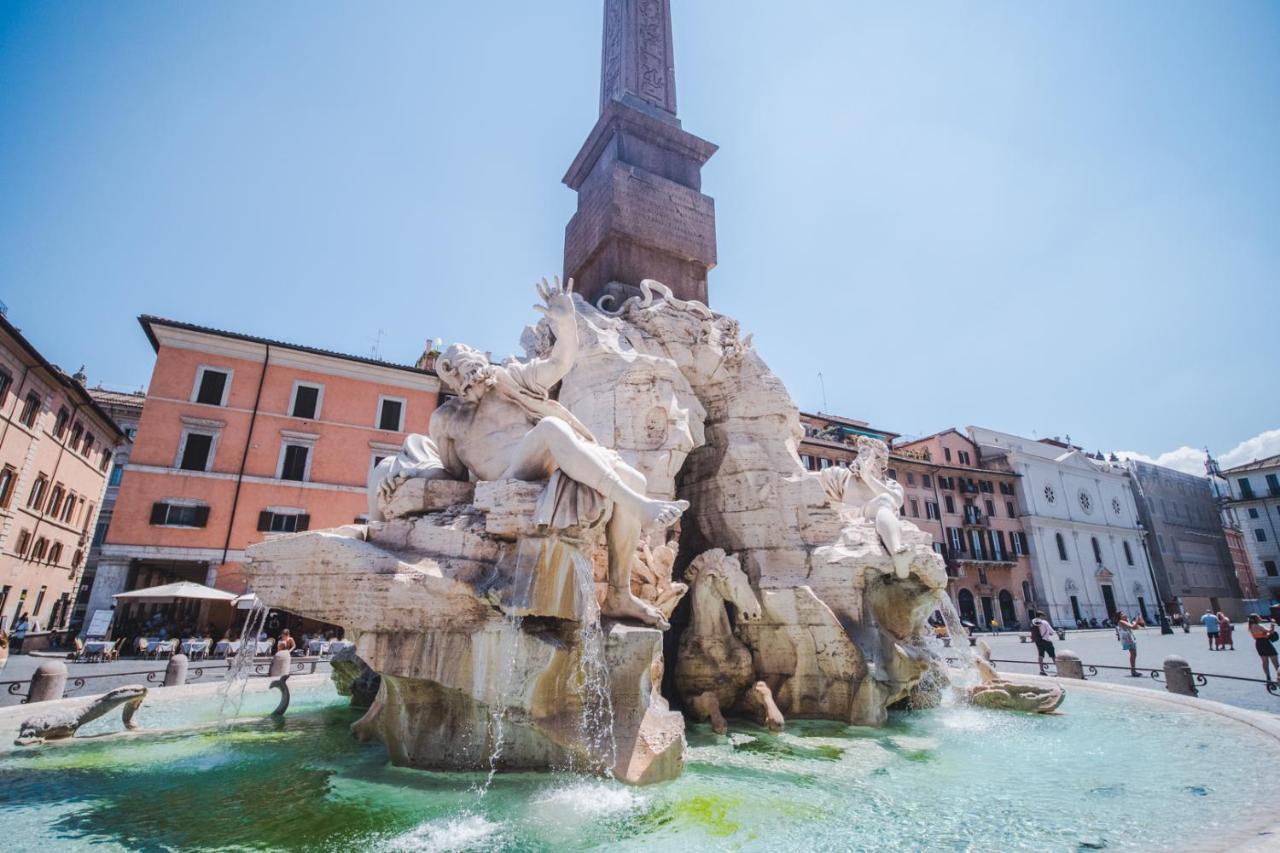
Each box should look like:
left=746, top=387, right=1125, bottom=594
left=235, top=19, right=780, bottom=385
left=993, top=670, right=1280, bottom=853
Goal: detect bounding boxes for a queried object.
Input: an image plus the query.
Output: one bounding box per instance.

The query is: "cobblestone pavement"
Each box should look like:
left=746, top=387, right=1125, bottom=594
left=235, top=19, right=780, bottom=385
left=0, top=653, right=330, bottom=707
left=976, top=624, right=1280, bottom=715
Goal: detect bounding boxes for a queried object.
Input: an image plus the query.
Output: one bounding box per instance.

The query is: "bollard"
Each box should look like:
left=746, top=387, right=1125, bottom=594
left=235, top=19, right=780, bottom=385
left=164, top=653, right=189, bottom=687
left=27, top=660, right=69, bottom=703
left=268, top=650, right=291, bottom=678
left=1055, top=650, right=1085, bottom=679
left=1163, top=655, right=1198, bottom=696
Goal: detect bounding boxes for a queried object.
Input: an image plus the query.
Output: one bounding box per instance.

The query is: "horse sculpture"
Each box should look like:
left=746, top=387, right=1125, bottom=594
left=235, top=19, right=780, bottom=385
left=675, top=548, right=784, bottom=734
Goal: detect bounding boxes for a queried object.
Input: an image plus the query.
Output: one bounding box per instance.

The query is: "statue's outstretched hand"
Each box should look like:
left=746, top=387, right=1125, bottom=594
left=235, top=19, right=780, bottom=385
left=533, top=276, right=575, bottom=329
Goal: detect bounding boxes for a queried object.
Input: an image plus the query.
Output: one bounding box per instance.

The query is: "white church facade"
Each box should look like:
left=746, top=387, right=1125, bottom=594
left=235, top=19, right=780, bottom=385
left=968, top=427, right=1156, bottom=627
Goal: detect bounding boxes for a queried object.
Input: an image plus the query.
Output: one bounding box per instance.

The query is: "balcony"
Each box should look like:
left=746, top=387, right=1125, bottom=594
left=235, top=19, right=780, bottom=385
left=960, top=482, right=978, bottom=495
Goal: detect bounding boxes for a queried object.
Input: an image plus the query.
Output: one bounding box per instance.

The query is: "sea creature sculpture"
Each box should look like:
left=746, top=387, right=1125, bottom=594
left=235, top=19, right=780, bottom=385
left=14, top=685, right=147, bottom=746
left=675, top=549, right=783, bottom=733
left=967, top=655, right=1065, bottom=714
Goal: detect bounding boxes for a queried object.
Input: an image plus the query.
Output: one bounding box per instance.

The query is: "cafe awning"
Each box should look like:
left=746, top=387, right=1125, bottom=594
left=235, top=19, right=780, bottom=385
left=113, top=581, right=238, bottom=605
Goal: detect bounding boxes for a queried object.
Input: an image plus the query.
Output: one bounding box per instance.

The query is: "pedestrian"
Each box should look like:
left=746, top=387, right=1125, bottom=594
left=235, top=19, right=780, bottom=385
left=1115, top=612, right=1141, bottom=676
left=1200, top=609, right=1220, bottom=650
left=990, top=618, right=999, bottom=635
left=277, top=628, right=296, bottom=655
left=11, top=612, right=31, bottom=654
left=1248, top=615, right=1280, bottom=682
left=1216, top=612, right=1235, bottom=651
left=1031, top=611, right=1057, bottom=675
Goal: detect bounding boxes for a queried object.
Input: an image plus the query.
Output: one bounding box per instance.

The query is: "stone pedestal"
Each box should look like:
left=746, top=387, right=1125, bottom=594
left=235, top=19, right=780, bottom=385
left=27, top=661, right=68, bottom=704
left=1055, top=650, right=1086, bottom=679
left=268, top=650, right=291, bottom=678
left=163, top=654, right=188, bottom=687
left=1163, top=655, right=1198, bottom=696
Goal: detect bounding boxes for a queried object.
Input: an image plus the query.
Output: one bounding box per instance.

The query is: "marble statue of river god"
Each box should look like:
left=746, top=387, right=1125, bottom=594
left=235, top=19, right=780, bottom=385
left=245, top=276, right=953, bottom=785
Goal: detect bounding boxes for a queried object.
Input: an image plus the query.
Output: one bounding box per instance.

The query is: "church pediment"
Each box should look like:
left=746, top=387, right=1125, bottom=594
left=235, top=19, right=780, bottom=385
left=1095, top=567, right=1114, bottom=582
left=1054, top=450, right=1102, bottom=471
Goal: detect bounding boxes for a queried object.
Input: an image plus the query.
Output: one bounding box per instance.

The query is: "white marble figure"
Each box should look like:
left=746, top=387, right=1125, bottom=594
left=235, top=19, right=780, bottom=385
left=370, top=277, right=688, bottom=629
left=820, top=437, right=912, bottom=580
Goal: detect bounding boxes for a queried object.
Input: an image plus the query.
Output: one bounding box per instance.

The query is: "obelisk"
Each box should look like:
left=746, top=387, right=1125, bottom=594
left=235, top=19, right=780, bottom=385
left=563, top=0, right=718, bottom=308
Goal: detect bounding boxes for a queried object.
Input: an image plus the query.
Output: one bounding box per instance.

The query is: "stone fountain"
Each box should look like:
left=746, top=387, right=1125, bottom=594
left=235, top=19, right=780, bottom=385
left=244, top=277, right=950, bottom=784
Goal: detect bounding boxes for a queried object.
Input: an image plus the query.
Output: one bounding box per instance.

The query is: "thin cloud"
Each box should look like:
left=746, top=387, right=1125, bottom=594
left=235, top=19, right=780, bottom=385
left=1115, top=428, right=1280, bottom=477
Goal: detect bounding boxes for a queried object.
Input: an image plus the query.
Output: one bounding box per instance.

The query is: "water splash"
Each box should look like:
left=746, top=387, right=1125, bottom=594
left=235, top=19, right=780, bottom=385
left=216, top=600, right=269, bottom=726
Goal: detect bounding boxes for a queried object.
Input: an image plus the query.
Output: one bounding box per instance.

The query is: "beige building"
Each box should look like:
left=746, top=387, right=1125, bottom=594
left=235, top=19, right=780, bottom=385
left=0, top=312, right=125, bottom=634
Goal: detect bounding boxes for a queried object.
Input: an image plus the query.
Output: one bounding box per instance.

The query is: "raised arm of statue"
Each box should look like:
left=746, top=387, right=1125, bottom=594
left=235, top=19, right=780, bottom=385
left=522, top=276, right=579, bottom=392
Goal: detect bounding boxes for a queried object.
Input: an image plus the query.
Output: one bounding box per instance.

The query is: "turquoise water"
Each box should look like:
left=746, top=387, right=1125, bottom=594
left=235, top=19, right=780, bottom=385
left=0, top=682, right=1271, bottom=851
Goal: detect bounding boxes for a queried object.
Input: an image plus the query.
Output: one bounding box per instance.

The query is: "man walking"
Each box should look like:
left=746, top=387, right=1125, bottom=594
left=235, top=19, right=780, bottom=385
left=1200, top=609, right=1220, bottom=651
left=1031, top=611, right=1057, bottom=675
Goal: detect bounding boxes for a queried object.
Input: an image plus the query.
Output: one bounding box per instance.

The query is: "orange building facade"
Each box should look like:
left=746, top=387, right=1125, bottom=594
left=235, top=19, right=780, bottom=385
left=0, top=313, right=125, bottom=633
left=80, top=317, right=440, bottom=625
left=892, top=430, right=1034, bottom=629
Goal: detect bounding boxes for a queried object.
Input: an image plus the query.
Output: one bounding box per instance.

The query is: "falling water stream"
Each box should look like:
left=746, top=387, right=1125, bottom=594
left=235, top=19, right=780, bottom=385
left=567, top=547, right=617, bottom=776
left=215, top=601, right=270, bottom=726
left=933, top=591, right=981, bottom=696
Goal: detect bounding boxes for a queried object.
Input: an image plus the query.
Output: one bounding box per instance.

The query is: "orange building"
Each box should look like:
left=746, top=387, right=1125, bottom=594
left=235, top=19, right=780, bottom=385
left=0, top=312, right=126, bottom=633
left=892, top=430, right=1034, bottom=630
left=81, top=317, right=440, bottom=626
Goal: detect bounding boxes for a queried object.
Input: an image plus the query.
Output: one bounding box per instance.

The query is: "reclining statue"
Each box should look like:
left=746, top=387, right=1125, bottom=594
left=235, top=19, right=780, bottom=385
left=820, top=436, right=912, bottom=579
left=369, top=277, right=687, bottom=629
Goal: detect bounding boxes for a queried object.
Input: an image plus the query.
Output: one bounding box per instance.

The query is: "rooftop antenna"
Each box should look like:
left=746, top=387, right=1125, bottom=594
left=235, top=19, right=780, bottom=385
left=371, top=328, right=385, bottom=361
left=817, top=372, right=828, bottom=412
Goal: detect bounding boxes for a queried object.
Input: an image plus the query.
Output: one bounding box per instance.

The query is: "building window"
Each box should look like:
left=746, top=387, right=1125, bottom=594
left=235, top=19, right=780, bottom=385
left=47, top=485, right=65, bottom=518
left=289, top=382, right=323, bottom=420
left=279, top=443, right=311, bottom=482
left=92, top=520, right=109, bottom=547
left=0, top=369, right=11, bottom=401
left=19, top=391, right=40, bottom=428
left=377, top=396, right=405, bottom=432
left=1091, top=537, right=1103, bottom=564
left=0, top=465, right=15, bottom=508
left=886, top=468, right=897, bottom=480
left=944, top=448, right=952, bottom=462
left=177, top=430, right=216, bottom=472
left=906, top=472, right=916, bottom=486
left=15, top=529, right=31, bottom=557
left=69, top=421, right=83, bottom=449
left=62, top=493, right=78, bottom=524
left=1006, top=500, right=1016, bottom=518
left=1257, top=529, right=1268, bottom=543
left=944, top=495, right=955, bottom=514
left=192, top=366, right=231, bottom=406
left=81, top=433, right=94, bottom=457
left=257, top=509, right=311, bottom=533
left=1056, top=533, right=1068, bottom=561
left=1239, top=478, right=1255, bottom=499
left=31, top=537, right=48, bottom=561
left=149, top=501, right=210, bottom=528
left=799, top=454, right=812, bottom=470
left=99, top=449, right=111, bottom=472
left=54, top=407, right=70, bottom=438
left=1249, top=507, right=1260, bottom=519
left=27, top=474, right=48, bottom=511
left=820, top=458, right=832, bottom=469
left=1266, top=560, right=1279, bottom=578
left=1268, top=473, right=1280, bottom=496
left=909, top=498, right=919, bottom=518
left=48, top=542, right=63, bottom=565
left=1012, top=532, right=1027, bottom=557
left=948, top=528, right=963, bottom=553
left=32, top=586, right=46, bottom=619
left=922, top=474, right=932, bottom=488
left=1123, top=541, right=1134, bottom=566
left=83, top=501, right=95, bottom=533
left=108, top=464, right=124, bottom=487
left=985, top=499, right=995, bottom=517
left=926, top=501, right=939, bottom=520
left=72, top=549, right=83, bottom=568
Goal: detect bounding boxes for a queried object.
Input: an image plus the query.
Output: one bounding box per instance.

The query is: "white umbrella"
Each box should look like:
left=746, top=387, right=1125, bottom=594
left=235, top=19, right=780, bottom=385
left=113, top=581, right=237, bottom=604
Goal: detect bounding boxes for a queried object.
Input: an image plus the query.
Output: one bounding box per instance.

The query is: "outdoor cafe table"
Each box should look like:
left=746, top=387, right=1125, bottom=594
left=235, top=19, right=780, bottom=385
left=182, top=639, right=210, bottom=657
left=214, top=640, right=240, bottom=657
left=82, top=640, right=112, bottom=658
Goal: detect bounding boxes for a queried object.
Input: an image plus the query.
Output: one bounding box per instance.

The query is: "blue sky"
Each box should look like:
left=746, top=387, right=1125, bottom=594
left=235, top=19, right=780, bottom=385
left=1, top=2, right=1277, bottom=469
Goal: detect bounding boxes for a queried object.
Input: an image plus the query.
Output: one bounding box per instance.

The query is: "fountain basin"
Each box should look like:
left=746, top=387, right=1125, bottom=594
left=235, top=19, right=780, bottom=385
left=1, top=675, right=1277, bottom=851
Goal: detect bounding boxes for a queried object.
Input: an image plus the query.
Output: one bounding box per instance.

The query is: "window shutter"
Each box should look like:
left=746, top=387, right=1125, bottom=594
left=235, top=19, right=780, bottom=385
left=297, top=514, right=310, bottom=531
left=193, top=505, right=210, bottom=527
left=257, top=511, right=272, bottom=532
left=150, top=502, right=168, bottom=525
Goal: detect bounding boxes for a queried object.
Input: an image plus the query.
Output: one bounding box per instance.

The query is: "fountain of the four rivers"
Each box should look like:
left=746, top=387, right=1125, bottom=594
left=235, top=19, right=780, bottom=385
left=2, top=2, right=1279, bottom=850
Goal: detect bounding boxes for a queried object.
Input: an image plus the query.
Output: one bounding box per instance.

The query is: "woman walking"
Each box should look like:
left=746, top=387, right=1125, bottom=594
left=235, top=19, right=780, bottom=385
left=1216, top=612, right=1235, bottom=650
left=1115, top=612, right=1140, bottom=676
left=1247, top=615, right=1280, bottom=682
